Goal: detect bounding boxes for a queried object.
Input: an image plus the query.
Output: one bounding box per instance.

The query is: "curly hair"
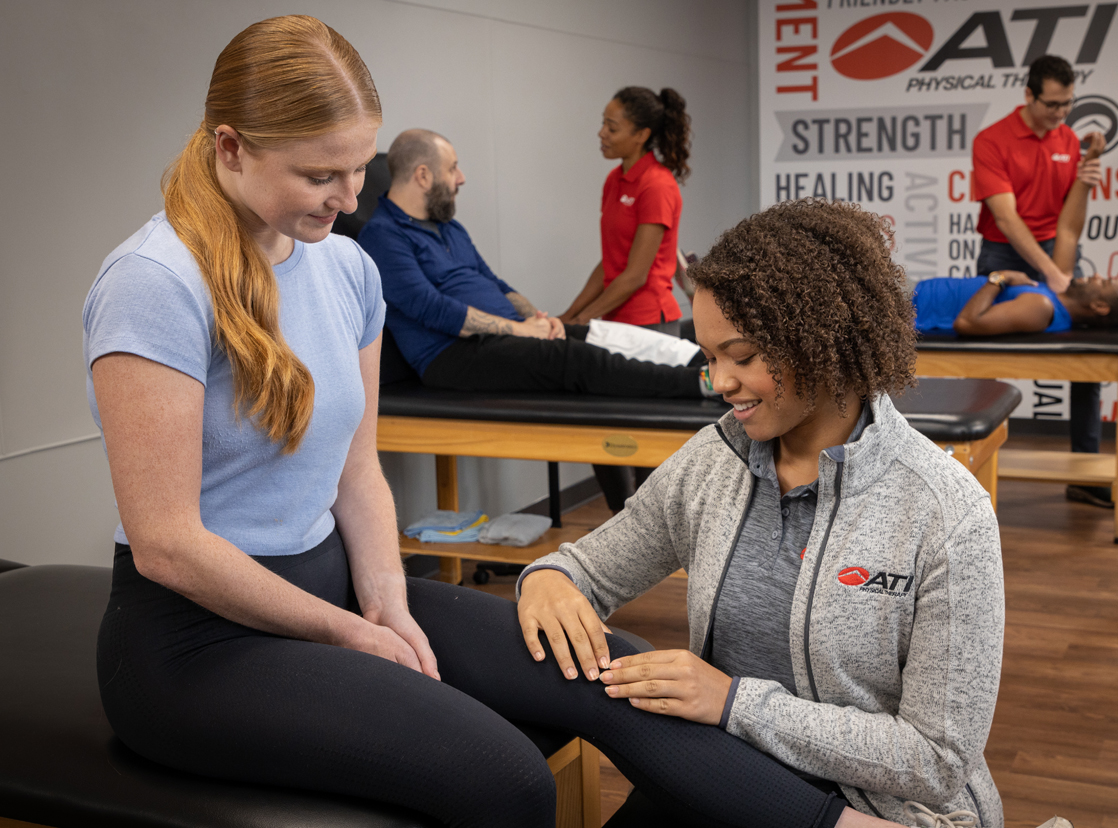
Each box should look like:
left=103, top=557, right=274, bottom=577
left=687, top=199, right=916, bottom=412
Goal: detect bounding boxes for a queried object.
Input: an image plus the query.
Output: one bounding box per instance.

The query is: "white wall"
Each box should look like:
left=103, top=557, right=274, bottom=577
left=0, top=0, right=757, bottom=565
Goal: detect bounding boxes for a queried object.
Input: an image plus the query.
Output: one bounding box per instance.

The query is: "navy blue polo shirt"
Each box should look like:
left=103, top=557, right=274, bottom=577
left=358, top=196, right=521, bottom=375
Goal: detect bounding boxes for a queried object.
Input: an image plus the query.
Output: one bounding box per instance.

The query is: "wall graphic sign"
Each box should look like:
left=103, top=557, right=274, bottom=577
left=759, top=0, right=1118, bottom=419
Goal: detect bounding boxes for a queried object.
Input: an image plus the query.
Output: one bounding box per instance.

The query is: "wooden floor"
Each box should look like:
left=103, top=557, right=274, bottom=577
left=460, top=430, right=1118, bottom=828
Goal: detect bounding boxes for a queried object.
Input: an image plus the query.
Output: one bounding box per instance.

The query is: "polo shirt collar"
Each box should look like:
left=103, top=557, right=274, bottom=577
left=1009, top=105, right=1043, bottom=140
left=379, top=194, right=445, bottom=236
left=620, top=151, right=657, bottom=183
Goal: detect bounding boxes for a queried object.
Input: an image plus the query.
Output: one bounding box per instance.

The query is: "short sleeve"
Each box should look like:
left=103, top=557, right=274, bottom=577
left=972, top=131, right=1013, bottom=202
left=83, top=254, right=213, bottom=385
left=358, top=246, right=387, bottom=350
left=635, top=173, right=680, bottom=228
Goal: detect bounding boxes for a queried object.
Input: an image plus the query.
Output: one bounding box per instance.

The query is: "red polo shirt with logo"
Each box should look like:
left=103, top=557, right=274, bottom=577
left=973, top=106, right=1080, bottom=244
left=600, top=152, right=682, bottom=325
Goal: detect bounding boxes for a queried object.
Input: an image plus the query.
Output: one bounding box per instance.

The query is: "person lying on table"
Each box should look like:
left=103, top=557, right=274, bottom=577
left=915, top=139, right=1114, bottom=337
left=913, top=270, right=1118, bottom=335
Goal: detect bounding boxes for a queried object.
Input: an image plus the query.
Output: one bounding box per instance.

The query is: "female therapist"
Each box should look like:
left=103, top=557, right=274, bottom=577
left=560, top=86, right=691, bottom=334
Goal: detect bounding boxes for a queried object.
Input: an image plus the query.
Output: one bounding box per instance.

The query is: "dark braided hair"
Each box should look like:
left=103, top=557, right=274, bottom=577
left=613, top=86, right=691, bottom=182
left=687, top=199, right=916, bottom=414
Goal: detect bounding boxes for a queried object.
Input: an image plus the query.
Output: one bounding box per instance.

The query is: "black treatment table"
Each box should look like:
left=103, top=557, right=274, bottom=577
left=0, top=559, right=602, bottom=828
left=917, top=330, right=1118, bottom=539
left=377, top=376, right=1021, bottom=584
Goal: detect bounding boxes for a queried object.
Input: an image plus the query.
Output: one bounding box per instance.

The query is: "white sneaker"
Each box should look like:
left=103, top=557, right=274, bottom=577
left=1034, top=818, right=1074, bottom=828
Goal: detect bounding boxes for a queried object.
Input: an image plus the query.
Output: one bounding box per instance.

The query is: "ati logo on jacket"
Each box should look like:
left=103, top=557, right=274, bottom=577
left=837, top=566, right=914, bottom=597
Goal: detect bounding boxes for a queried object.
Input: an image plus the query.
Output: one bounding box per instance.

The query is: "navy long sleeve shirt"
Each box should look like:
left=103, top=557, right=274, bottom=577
left=358, top=196, right=522, bottom=375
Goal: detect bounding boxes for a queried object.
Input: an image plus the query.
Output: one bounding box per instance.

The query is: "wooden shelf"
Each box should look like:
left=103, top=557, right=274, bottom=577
left=399, top=524, right=589, bottom=565
left=998, top=449, right=1116, bottom=486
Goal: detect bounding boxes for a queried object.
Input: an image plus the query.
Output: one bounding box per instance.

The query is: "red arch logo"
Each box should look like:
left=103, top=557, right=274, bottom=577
left=831, top=13, right=934, bottom=81
left=837, top=566, right=870, bottom=586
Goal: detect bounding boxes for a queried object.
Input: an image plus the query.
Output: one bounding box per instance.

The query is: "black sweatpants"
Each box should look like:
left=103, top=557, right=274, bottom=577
left=98, top=532, right=845, bottom=828
left=422, top=325, right=703, bottom=398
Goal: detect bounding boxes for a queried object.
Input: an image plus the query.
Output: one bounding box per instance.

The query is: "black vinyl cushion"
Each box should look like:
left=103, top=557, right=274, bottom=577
left=378, top=376, right=1021, bottom=444
left=332, top=153, right=392, bottom=242
left=0, top=565, right=568, bottom=828
left=918, top=328, right=1118, bottom=353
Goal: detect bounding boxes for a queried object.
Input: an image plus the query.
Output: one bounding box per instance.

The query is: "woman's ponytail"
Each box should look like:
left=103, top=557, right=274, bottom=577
left=656, top=88, right=691, bottom=182
left=163, top=127, right=314, bottom=454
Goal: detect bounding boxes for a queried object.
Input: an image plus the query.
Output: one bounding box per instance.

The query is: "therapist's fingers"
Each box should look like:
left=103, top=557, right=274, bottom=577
left=562, top=604, right=609, bottom=680
left=578, top=604, right=612, bottom=673
left=538, top=616, right=581, bottom=680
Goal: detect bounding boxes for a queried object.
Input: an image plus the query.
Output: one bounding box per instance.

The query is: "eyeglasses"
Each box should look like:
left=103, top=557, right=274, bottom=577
left=1034, top=96, right=1077, bottom=112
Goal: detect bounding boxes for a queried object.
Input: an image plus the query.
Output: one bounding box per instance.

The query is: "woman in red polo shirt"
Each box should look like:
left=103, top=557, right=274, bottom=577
left=560, top=86, right=691, bottom=334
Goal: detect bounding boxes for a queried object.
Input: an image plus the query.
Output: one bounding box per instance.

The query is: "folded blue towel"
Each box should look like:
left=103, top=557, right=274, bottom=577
left=403, top=509, right=484, bottom=538
left=418, top=525, right=484, bottom=543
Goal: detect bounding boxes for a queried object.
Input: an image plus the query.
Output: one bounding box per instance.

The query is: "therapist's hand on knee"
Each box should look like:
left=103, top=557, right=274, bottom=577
left=518, top=569, right=611, bottom=681
left=599, top=650, right=733, bottom=727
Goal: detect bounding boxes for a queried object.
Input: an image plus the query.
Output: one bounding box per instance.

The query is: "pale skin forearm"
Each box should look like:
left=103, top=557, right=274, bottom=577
left=460, top=306, right=555, bottom=338
left=332, top=342, right=408, bottom=619
left=460, top=306, right=518, bottom=336
left=504, top=291, right=538, bottom=319
left=993, top=211, right=1064, bottom=282
left=92, top=353, right=370, bottom=648
left=985, top=192, right=1069, bottom=292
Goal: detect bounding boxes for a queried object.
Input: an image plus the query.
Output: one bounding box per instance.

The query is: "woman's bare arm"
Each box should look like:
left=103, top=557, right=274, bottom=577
left=568, top=224, right=666, bottom=324
left=92, top=352, right=426, bottom=670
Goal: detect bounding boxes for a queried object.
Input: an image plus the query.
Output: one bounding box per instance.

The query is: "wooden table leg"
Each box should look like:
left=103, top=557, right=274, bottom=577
left=580, top=739, right=601, bottom=828
left=1113, top=452, right=1118, bottom=545
left=973, top=450, right=999, bottom=513
left=434, top=455, right=462, bottom=584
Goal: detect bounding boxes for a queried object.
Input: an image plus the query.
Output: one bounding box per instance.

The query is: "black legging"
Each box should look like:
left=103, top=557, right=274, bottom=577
left=421, top=325, right=703, bottom=398
left=98, top=531, right=846, bottom=828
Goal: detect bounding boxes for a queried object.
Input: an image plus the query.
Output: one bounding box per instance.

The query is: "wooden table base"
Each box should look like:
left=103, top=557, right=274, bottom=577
left=915, top=352, right=1118, bottom=539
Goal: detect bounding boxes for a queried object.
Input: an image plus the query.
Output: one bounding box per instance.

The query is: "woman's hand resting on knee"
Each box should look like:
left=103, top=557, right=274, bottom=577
left=518, top=569, right=612, bottom=681
left=519, top=570, right=734, bottom=724
left=600, top=650, right=732, bottom=726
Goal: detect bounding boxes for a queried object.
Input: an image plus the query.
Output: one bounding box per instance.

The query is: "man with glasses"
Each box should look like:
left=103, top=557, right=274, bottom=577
left=973, top=53, right=1110, bottom=507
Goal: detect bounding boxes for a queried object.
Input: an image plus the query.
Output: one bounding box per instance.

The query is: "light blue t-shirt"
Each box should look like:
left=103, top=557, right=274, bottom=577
left=83, top=213, right=386, bottom=556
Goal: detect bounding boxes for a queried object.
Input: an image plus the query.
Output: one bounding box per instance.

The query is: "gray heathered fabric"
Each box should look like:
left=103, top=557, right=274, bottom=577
left=523, top=394, right=1005, bottom=827
left=711, top=405, right=871, bottom=696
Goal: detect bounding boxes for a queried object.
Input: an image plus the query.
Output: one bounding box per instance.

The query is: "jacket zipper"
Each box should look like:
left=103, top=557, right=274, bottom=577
left=803, top=458, right=842, bottom=704
left=965, top=783, right=984, bottom=826
left=701, top=426, right=756, bottom=660
left=804, top=459, right=889, bottom=820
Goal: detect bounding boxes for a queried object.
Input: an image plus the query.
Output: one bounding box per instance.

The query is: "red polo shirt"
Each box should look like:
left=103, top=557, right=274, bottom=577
left=600, top=152, right=682, bottom=325
left=973, top=106, right=1080, bottom=243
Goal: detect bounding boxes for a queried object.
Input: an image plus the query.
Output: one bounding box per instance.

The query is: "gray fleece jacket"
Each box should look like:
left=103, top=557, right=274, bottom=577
left=528, top=394, right=1005, bottom=827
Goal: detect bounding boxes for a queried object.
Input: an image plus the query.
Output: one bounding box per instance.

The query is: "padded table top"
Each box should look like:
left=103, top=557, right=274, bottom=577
left=918, top=328, right=1118, bottom=353
left=0, top=564, right=569, bottom=828
left=379, top=376, right=1020, bottom=443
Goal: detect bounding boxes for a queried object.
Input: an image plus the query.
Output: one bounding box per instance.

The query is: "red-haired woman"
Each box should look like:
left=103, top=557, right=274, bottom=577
left=84, top=16, right=559, bottom=827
